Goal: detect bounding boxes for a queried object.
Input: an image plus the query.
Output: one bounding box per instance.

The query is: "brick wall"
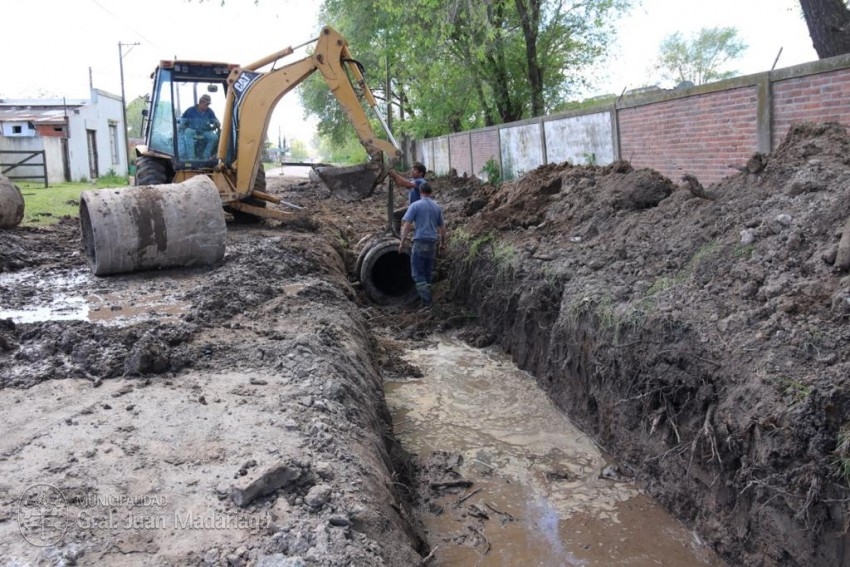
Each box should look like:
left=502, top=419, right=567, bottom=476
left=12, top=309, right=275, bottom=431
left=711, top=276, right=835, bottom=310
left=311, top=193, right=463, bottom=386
left=619, top=86, right=759, bottom=184
left=448, top=134, right=472, bottom=177
left=470, top=130, right=500, bottom=178
left=416, top=53, right=850, bottom=185
left=772, top=67, right=850, bottom=148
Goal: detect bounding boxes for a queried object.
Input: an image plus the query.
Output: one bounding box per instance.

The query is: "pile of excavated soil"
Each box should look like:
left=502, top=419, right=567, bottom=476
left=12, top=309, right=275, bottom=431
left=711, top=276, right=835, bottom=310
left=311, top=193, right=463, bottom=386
left=434, top=121, right=850, bottom=566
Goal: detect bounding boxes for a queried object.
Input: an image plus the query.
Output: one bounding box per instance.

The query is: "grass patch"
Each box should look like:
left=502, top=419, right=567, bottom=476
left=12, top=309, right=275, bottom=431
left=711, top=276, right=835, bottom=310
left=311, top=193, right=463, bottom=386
left=774, top=375, right=812, bottom=409
left=833, top=425, right=850, bottom=487
left=565, top=294, right=647, bottom=344
left=17, top=177, right=129, bottom=227
left=734, top=244, right=755, bottom=258
left=645, top=241, right=720, bottom=296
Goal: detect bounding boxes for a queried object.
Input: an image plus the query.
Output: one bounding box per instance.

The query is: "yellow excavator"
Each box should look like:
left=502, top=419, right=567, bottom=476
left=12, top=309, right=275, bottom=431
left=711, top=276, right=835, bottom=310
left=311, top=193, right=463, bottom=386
left=79, top=26, right=402, bottom=276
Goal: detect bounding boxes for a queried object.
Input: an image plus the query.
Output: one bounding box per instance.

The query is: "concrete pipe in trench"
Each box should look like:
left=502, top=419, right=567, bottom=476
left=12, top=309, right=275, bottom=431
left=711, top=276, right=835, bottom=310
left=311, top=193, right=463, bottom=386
left=356, top=236, right=419, bottom=305
left=0, top=174, right=25, bottom=229
left=79, top=176, right=227, bottom=276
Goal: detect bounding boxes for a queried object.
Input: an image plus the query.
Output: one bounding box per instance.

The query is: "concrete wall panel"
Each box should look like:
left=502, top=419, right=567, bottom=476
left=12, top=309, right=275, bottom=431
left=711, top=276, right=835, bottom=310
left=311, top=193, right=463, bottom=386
left=431, top=137, right=451, bottom=176
left=544, top=112, right=614, bottom=166
left=500, top=123, right=544, bottom=181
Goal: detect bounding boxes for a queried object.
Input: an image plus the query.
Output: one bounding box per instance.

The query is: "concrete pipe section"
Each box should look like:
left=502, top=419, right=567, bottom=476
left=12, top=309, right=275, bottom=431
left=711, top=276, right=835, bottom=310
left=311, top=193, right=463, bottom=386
left=356, top=236, right=419, bottom=305
left=79, top=176, right=227, bottom=276
left=0, top=174, right=25, bottom=228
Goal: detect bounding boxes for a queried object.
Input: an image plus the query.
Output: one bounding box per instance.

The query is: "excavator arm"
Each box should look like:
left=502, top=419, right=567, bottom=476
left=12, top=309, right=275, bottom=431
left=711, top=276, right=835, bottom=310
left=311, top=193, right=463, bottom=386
left=216, top=26, right=402, bottom=201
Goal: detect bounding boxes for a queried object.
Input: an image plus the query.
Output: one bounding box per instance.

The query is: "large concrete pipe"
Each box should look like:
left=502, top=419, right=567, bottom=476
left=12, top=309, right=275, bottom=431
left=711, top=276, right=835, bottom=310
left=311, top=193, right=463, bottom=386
left=0, top=174, right=25, bottom=229
left=356, top=235, right=418, bottom=305
left=79, top=176, right=227, bottom=276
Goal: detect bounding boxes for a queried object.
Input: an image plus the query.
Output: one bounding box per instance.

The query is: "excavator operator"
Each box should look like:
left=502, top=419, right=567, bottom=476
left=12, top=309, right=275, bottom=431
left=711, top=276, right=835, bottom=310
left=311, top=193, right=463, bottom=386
left=180, top=94, right=220, bottom=160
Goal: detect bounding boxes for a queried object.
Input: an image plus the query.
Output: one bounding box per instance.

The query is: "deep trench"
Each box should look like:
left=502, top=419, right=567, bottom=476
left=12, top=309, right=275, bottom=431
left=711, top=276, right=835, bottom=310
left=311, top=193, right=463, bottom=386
left=422, top=234, right=850, bottom=567
left=357, top=240, right=727, bottom=564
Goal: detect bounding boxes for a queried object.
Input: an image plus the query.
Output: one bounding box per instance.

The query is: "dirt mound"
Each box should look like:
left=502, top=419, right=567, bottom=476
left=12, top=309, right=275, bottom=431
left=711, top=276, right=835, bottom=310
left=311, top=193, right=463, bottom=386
left=440, top=160, right=675, bottom=240
left=439, top=121, right=850, bottom=566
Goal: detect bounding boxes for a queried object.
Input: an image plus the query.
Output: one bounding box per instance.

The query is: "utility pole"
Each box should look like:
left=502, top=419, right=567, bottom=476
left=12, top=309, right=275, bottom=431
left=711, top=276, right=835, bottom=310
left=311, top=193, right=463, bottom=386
left=385, top=50, right=395, bottom=234
left=118, top=41, right=140, bottom=177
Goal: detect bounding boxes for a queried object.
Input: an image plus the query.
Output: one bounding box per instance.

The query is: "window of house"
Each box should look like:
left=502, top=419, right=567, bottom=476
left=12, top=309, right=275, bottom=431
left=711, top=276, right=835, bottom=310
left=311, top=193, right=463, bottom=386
left=109, top=122, right=119, bottom=164
left=12, top=125, right=22, bottom=134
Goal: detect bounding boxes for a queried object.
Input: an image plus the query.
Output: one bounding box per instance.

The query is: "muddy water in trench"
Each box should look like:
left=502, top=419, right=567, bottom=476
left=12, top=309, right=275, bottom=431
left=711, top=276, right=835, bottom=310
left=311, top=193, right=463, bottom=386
left=385, top=337, right=725, bottom=567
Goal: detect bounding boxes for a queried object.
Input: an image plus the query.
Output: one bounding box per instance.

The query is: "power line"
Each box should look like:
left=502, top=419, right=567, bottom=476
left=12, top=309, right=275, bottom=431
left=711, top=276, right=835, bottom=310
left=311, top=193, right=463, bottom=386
left=88, top=0, right=162, bottom=49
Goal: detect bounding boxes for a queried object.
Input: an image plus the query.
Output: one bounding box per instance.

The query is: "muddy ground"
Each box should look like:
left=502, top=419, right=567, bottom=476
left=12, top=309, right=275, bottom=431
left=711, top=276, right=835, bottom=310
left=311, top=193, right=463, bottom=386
left=1, top=121, right=849, bottom=566
left=0, top=178, right=428, bottom=565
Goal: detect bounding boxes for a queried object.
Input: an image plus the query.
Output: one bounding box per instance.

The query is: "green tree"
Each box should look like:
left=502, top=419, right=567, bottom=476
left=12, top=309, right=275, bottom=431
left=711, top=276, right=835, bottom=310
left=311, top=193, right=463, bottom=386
left=317, top=132, right=368, bottom=164
left=125, top=95, right=147, bottom=140
left=655, top=27, right=747, bottom=86
left=303, top=0, right=630, bottom=147
left=289, top=139, right=310, bottom=161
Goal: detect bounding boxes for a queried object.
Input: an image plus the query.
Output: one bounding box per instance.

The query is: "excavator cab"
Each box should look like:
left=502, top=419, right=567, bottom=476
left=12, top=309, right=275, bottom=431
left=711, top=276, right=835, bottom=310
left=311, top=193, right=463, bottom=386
left=139, top=62, right=233, bottom=183
left=133, top=28, right=402, bottom=211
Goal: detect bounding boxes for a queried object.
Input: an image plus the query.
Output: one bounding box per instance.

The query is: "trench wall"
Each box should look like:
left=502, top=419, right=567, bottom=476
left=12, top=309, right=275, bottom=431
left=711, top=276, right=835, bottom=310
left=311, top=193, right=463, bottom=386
left=415, top=53, right=850, bottom=185
left=445, top=250, right=848, bottom=567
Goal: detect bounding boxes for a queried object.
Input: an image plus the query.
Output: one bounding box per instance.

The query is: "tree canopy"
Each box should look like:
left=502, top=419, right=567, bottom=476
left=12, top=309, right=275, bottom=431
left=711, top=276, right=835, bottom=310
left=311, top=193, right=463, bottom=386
left=300, top=0, right=631, bottom=152
left=654, top=27, right=747, bottom=87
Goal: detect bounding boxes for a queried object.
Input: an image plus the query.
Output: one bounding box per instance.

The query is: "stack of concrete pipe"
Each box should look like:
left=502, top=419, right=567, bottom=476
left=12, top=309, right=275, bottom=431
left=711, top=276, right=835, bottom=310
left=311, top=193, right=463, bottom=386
left=0, top=174, right=25, bottom=228
left=354, top=233, right=418, bottom=305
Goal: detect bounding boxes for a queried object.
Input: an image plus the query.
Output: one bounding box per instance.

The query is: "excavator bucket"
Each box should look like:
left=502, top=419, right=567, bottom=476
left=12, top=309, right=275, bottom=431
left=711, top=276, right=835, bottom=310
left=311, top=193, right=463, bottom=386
left=313, top=162, right=386, bottom=202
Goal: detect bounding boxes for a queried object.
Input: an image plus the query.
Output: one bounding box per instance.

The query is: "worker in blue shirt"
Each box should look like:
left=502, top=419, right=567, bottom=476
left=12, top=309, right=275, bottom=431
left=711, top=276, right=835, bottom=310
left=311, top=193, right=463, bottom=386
left=398, top=182, right=446, bottom=308
left=180, top=94, right=220, bottom=160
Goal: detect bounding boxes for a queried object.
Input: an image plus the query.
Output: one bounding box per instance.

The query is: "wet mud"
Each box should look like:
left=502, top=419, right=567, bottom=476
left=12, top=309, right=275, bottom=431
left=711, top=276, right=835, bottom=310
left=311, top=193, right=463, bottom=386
left=0, top=191, right=426, bottom=565
left=387, top=337, right=724, bottom=566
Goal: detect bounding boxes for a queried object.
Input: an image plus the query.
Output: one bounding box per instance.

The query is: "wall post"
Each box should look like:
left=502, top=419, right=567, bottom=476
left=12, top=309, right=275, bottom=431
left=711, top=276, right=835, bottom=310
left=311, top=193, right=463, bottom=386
left=756, top=72, right=773, bottom=154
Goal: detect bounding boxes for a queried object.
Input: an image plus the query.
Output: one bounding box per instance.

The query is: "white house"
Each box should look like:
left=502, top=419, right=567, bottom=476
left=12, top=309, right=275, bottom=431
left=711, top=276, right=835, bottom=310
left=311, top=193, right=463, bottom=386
left=0, top=89, right=127, bottom=185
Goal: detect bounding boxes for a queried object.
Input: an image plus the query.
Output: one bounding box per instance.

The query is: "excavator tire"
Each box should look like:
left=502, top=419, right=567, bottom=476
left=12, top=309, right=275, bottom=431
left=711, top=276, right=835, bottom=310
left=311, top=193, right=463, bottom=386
left=134, top=156, right=170, bottom=186
left=226, top=165, right=267, bottom=224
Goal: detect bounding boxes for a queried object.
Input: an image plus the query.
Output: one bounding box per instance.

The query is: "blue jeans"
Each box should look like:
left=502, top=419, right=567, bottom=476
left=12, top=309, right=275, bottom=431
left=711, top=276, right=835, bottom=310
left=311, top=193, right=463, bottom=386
left=181, top=129, right=218, bottom=160
left=410, top=240, right=437, bottom=306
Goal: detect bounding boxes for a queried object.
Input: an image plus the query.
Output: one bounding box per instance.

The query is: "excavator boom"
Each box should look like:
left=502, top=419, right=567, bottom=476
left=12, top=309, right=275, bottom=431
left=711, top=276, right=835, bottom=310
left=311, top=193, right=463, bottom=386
left=218, top=26, right=401, bottom=202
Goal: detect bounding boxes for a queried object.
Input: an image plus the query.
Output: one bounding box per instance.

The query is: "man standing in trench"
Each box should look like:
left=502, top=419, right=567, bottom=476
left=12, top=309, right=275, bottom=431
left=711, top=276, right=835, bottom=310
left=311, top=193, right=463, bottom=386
left=398, top=183, right=446, bottom=308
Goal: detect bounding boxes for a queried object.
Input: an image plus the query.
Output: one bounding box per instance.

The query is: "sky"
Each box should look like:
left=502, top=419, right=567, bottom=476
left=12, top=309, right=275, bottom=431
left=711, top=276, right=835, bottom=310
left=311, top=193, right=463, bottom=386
left=0, top=0, right=820, bottom=141
left=0, top=0, right=323, bottom=145
left=596, top=0, right=817, bottom=94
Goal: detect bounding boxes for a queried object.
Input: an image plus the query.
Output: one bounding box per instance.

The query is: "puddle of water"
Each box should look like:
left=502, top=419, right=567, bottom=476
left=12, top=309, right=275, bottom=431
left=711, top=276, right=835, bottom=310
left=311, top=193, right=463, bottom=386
left=0, top=268, right=190, bottom=326
left=386, top=338, right=725, bottom=567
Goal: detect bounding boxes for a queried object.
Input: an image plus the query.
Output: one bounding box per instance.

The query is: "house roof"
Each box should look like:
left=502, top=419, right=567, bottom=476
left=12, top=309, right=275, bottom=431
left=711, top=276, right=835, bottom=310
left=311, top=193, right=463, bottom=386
left=0, top=99, right=87, bottom=125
